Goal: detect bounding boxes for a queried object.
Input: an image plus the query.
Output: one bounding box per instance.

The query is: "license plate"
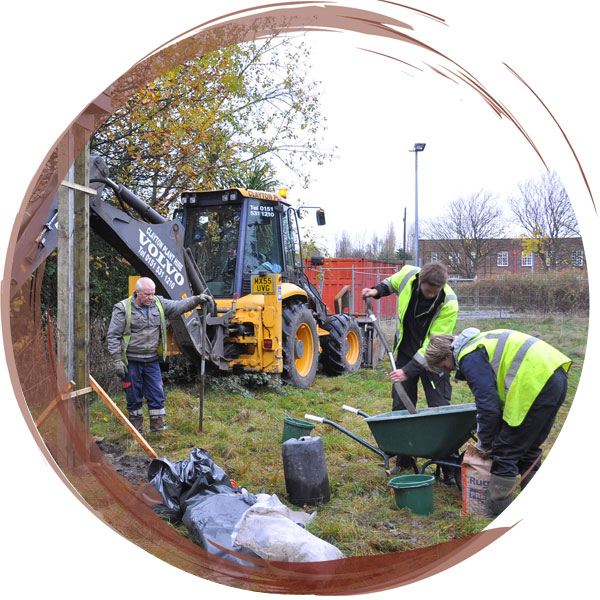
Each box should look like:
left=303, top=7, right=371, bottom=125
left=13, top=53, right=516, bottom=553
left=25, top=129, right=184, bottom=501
left=252, top=275, right=275, bottom=295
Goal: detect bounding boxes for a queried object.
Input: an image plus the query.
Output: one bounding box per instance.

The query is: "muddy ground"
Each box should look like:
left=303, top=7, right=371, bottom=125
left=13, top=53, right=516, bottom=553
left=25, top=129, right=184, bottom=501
left=95, top=438, right=152, bottom=486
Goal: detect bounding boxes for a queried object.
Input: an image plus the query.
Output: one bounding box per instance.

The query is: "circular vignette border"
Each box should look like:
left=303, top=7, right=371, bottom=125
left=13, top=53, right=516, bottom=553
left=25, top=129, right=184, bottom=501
left=1, top=1, right=592, bottom=595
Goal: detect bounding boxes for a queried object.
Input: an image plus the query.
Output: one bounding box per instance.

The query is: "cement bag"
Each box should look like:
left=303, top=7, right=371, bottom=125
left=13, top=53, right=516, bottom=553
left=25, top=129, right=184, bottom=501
left=232, top=494, right=345, bottom=562
left=461, top=442, right=492, bottom=516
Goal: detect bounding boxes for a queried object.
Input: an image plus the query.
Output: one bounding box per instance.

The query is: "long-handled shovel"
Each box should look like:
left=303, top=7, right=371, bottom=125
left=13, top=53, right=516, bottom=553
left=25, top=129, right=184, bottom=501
left=365, top=297, right=417, bottom=414
left=198, top=304, right=207, bottom=432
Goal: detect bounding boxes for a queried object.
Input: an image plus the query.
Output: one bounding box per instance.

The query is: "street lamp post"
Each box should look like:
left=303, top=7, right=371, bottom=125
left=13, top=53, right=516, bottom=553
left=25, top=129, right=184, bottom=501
left=409, top=143, right=426, bottom=266
left=402, top=207, right=407, bottom=266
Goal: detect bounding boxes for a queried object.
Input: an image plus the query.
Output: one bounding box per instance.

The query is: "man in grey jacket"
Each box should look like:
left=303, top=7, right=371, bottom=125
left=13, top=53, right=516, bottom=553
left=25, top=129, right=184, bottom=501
left=107, top=277, right=210, bottom=433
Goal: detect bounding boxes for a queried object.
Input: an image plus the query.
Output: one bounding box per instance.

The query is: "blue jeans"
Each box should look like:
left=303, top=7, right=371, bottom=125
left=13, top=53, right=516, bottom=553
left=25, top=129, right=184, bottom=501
left=122, top=359, right=166, bottom=417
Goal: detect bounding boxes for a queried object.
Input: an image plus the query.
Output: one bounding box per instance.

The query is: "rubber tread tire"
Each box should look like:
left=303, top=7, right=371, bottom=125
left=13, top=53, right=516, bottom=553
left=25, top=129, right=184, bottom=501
left=320, top=314, right=364, bottom=376
left=281, top=301, right=319, bottom=389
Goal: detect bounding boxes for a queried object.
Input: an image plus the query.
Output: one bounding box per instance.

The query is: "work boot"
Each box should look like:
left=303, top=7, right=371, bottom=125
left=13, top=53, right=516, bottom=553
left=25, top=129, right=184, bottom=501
left=391, top=455, right=415, bottom=474
left=485, top=474, right=518, bottom=518
left=519, top=469, right=536, bottom=490
left=441, top=452, right=460, bottom=486
left=128, top=414, right=144, bottom=433
left=150, top=415, right=166, bottom=432
left=441, top=466, right=460, bottom=487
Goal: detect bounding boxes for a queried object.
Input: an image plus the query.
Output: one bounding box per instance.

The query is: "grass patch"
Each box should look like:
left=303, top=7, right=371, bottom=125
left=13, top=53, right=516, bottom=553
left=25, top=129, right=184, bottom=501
left=89, top=315, right=586, bottom=557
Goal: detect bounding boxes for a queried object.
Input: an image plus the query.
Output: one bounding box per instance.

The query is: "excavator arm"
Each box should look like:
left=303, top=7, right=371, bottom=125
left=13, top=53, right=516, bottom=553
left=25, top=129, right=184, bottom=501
left=21, top=155, right=235, bottom=370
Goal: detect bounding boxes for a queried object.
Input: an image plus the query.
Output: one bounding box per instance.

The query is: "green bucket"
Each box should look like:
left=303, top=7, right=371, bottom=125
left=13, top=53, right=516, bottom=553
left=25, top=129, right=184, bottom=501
left=282, top=417, right=315, bottom=443
left=389, top=474, right=435, bottom=515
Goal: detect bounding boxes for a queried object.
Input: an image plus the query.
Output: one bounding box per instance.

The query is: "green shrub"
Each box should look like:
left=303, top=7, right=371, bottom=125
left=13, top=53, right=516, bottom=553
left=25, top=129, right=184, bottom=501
left=455, top=272, right=588, bottom=314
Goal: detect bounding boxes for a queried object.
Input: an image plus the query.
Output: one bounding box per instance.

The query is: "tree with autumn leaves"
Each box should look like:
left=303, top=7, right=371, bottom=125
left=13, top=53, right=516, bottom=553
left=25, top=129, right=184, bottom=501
left=91, top=35, right=332, bottom=211
left=41, top=35, right=333, bottom=319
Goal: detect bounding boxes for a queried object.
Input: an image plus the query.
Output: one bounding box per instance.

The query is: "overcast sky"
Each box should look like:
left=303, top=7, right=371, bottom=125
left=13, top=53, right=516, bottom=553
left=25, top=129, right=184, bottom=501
left=285, top=27, right=550, bottom=253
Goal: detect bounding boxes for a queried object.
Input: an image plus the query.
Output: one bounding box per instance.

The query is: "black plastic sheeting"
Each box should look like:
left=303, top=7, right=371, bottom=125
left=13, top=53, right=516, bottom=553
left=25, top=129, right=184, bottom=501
left=148, top=448, right=259, bottom=564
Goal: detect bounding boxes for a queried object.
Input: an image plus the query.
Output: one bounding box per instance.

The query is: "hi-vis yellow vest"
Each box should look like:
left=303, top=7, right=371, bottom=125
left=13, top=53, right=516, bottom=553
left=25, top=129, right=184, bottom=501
left=120, top=296, right=167, bottom=365
left=457, top=329, right=571, bottom=426
left=385, top=265, right=458, bottom=365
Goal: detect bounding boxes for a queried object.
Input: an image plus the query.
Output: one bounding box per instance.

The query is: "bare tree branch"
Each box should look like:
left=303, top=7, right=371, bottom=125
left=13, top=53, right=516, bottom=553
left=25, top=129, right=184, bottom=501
left=422, top=191, right=506, bottom=278
left=509, top=171, right=579, bottom=271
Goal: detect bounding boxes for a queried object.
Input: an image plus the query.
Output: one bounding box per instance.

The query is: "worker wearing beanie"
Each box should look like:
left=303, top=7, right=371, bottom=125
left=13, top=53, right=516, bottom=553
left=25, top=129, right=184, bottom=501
left=425, top=328, right=571, bottom=518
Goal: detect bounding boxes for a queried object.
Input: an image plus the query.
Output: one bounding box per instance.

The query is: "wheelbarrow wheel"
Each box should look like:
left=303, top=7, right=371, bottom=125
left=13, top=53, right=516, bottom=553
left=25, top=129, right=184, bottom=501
left=320, top=314, right=364, bottom=375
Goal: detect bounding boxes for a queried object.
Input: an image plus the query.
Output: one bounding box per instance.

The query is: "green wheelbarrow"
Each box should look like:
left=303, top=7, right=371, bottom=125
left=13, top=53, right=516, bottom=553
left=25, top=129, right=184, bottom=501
left=305, top=403, right=478, bottom=487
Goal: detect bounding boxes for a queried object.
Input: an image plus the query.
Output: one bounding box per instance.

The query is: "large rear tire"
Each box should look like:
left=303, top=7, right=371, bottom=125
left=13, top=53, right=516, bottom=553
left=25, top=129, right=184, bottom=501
left=282, top=301, right=319, bottom=389
left=320, top=314, right=364, bottom=376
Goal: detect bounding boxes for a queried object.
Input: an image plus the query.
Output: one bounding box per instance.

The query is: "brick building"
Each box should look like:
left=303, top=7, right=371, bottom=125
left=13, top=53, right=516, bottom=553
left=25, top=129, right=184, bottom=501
left=419, top=237, right=585, bottom=278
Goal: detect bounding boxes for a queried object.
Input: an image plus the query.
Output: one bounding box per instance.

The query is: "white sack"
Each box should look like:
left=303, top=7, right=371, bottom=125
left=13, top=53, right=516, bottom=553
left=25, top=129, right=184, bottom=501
left=232, top=494, right=344, bottom=562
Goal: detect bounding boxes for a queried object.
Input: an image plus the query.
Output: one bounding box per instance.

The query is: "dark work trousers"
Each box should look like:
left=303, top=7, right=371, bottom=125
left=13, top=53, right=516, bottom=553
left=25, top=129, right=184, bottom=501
left=122, top=358, right=166, bottom=417
left=392, top=352, right=455, bottom=472
left=391, top=364, right=452, bottom=411
left=491, top=367, right=568, bottom=478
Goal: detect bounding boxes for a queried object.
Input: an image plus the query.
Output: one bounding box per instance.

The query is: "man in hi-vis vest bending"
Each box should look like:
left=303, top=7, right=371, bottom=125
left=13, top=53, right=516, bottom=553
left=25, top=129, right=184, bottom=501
left=425, top=328, right=571, bottom=518
left=107, top=277, right=210, bottom=433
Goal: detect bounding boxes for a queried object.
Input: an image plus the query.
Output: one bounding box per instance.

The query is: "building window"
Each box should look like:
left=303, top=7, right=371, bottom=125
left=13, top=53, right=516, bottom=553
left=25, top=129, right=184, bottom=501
left=521, top=252, right=532, bottom=267
left=431, top=252, right=438, bottom=263
left=545, top=250, right=555, bottom=266
left=497, top=251, right=508, bottom=267
left=449, top=252, right=460, bottom=265
left=572, top=250, right=584, bottom=266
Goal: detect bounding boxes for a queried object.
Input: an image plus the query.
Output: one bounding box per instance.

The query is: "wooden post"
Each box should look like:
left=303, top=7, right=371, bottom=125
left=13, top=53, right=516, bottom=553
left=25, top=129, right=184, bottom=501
left=57, top=158, right=75, bottom=470
left=73, top=146, right=90, bottom=427
left=56, top=144, right=92, bottom=468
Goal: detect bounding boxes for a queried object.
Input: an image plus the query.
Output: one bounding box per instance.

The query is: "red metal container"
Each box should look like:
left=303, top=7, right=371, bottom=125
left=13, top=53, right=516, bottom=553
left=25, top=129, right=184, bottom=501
left=304, top=258, right=403, bottom=320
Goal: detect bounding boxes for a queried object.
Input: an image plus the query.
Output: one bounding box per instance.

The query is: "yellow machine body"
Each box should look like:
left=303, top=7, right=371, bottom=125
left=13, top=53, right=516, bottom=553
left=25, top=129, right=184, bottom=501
left=129, top=275, right=326, bottom=374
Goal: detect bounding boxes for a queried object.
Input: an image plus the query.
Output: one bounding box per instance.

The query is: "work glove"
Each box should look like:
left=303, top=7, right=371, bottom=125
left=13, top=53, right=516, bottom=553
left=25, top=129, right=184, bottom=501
left=112, top=358, right=127, bottom=379
left=194, top=293, right=213, bottom=306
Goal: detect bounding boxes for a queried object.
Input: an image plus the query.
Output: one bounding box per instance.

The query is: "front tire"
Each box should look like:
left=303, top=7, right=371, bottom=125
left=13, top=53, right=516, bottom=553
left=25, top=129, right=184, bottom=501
left=282, top=301, right=319, bottom=388
left=320, top=314, right=364, bottom=375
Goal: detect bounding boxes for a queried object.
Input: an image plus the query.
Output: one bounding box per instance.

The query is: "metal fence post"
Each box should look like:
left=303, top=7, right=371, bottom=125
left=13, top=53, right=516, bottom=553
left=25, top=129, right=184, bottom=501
left=351, top=264, right=355, bottom=313
left=377, top=266, right=381, bottom=318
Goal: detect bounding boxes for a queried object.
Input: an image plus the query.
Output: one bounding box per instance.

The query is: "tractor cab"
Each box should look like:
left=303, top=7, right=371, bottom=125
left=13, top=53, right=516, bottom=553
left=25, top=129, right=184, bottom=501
left=181, top=188, right=306, bottom=299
